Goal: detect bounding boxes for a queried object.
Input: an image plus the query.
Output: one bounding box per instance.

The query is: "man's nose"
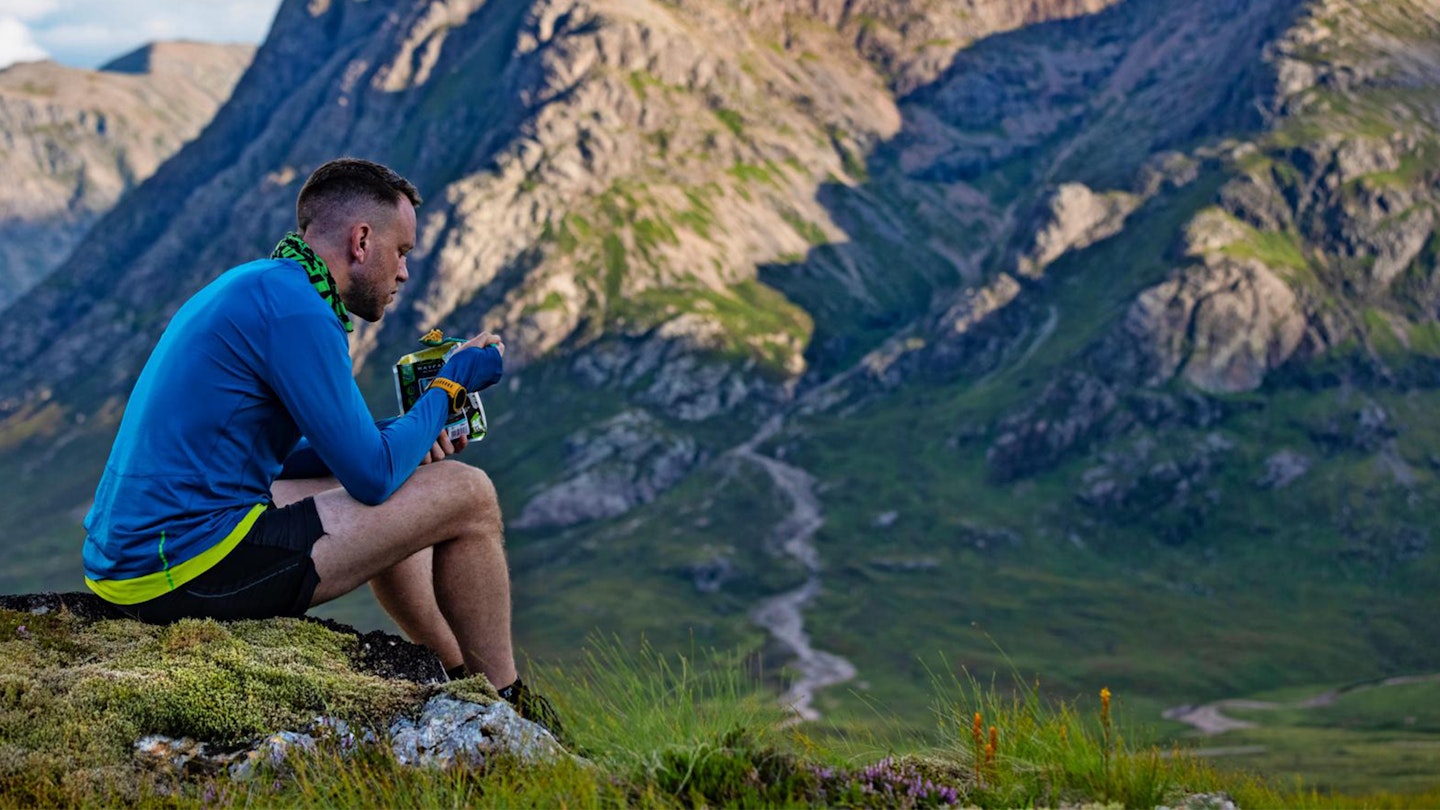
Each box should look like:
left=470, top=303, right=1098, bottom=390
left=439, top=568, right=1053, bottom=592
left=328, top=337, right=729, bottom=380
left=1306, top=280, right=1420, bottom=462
left=398, top=258, right=409, bottom=283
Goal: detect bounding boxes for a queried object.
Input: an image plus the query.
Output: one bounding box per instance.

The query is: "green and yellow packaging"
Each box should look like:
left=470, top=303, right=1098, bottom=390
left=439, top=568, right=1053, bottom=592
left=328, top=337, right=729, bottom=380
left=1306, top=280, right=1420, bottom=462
left=393, top=331, right=488, bottom=442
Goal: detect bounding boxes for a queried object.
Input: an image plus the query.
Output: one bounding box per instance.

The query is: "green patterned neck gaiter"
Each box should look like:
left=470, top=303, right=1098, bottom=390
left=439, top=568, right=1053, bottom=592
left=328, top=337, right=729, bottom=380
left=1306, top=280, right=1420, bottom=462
left=271, top=232, right=354, bottom=333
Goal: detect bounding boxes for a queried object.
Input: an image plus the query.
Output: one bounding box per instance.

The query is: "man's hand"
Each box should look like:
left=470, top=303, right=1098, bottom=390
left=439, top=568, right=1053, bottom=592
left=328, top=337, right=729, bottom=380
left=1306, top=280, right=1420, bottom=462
left=459, top=331, right=504, bottom=357
left=436, top=330, right=505, bottom=394
left=420, top=430, right=468, bottom=466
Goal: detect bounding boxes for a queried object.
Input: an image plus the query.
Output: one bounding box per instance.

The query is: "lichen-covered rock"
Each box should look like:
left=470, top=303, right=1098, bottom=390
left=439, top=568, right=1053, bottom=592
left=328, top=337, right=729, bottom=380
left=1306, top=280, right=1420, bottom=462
left=389, top=694, right=567, bottom=768
left=134, top=727, right=331, bottom=781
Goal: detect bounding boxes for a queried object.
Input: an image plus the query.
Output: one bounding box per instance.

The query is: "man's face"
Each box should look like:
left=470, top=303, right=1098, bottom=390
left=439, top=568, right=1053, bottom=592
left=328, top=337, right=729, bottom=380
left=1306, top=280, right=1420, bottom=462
left=345, top=197, right=417, bottom=322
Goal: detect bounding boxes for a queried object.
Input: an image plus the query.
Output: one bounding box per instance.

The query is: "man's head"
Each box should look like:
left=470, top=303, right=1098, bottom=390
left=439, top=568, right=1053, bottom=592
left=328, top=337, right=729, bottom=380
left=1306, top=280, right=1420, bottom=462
left=296, top=158, right=422, bottom=323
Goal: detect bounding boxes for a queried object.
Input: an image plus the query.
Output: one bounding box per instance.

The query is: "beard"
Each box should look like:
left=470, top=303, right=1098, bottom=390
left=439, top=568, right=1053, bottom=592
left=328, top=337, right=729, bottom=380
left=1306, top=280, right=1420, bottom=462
left=344, top=275, right=393, bottom=322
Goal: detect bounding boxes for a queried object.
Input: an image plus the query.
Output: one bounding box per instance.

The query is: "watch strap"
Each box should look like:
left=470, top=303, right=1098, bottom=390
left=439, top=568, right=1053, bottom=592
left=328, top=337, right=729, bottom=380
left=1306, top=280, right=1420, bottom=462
left=428, top=377, right=467, bottom=416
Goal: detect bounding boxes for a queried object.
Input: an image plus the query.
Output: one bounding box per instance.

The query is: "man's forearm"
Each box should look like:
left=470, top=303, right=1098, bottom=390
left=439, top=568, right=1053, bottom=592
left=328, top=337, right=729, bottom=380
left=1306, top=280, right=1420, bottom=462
left=277, top=418, right=399, bottom=481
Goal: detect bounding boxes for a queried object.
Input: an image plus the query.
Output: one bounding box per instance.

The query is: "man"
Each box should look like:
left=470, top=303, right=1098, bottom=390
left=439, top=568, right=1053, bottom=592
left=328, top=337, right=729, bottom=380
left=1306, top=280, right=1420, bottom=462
left=82, top=157, right=560, bottom=734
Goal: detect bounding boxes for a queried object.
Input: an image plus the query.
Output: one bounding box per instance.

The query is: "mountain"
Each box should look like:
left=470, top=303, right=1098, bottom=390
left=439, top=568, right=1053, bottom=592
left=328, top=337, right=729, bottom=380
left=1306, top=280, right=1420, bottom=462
left=2, top=0, right=1438, bottom=759
left=0, top=41, right=254, bottom=299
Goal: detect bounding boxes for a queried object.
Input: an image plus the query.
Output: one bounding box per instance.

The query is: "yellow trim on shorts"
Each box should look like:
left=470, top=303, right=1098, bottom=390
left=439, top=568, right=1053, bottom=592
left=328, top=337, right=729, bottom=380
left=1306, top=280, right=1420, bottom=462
left=85, top=503, right=268, bottom=605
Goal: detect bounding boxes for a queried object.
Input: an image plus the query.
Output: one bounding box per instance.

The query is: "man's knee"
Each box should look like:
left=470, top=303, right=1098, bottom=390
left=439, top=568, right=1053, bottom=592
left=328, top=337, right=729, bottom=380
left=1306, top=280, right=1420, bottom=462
left=430, top=460, right=502, bottom=527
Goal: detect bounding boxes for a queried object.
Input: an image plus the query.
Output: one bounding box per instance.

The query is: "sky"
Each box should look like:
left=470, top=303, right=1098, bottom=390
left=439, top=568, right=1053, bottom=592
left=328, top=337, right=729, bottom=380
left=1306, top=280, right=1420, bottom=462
left=0, top=0, right=284, bottom=70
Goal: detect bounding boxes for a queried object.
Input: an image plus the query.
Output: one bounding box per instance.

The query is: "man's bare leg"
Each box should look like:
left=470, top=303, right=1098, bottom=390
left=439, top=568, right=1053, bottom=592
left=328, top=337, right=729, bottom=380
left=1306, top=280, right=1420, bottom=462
left=297, top=461, right=517, bottom=687
left=371, top=550, right=465, bottom=670
left=272, top=477, right=465, bottom=670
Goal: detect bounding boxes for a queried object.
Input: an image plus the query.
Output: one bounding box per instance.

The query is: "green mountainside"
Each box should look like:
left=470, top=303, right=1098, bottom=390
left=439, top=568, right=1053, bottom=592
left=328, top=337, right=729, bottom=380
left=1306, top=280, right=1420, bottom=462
left=2, top=0, right=1440, bottom=796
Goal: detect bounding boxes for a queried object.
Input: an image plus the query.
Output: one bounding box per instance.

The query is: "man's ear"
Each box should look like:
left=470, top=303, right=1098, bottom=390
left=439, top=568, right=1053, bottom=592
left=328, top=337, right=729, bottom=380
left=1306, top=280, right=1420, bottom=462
left=349, top=223, right=372, bottom=262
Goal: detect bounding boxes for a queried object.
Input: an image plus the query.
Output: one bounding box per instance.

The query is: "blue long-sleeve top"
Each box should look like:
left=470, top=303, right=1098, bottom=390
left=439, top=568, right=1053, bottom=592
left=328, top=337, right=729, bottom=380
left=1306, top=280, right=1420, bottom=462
left=82, top=257, right=501, bottom=603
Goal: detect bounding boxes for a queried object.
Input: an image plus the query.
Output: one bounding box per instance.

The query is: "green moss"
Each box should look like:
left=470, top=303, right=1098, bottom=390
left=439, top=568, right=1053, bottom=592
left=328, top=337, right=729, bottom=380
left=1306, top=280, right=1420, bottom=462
left=626, top=70, right=681, bottom=100
left=824, top=124, right=870, bottom=181
left=540, top=211, right=597, bottom=256
left=597, top=186, right=637, bottom=227
left=675, top=208, right=714, bottom=238
left=440, top=675, right=501, bottom=704
left=0, top=403, right=64, bottom=455
left=567, top=213, right=593, bottom=239
left=0, top=611, right=427, bottom=803
left=1232, top=230, right=1309, bottom=271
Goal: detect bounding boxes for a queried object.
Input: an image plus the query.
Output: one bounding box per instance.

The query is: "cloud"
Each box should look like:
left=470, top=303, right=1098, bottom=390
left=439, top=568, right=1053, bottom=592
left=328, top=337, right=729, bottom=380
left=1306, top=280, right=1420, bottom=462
left=0, top=16, right=51, bottom=69
left=4, top=0, right=60, bottom=23
left=23, top=1, right=282, bottom=68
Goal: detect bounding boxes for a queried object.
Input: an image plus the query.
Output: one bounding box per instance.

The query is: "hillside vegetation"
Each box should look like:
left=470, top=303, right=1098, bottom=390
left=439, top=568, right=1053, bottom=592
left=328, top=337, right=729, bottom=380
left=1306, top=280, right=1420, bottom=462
left=6, top=599, right=1424, bottom=809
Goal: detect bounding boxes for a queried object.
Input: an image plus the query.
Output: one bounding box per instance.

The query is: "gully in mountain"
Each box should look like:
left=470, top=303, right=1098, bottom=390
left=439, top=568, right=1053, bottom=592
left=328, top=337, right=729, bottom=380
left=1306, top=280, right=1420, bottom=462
left=80, top=157, right=562, bottom=740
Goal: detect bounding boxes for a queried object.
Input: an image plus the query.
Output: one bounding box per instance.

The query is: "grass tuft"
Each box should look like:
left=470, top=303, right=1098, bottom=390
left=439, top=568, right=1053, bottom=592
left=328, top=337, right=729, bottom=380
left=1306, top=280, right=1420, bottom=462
left=926, top=664, right=1220, bottom=808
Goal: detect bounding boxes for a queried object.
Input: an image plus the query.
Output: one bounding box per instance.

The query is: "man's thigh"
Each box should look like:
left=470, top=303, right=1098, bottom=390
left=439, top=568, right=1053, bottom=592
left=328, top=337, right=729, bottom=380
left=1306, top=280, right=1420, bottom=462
left=305, top=461, right=494, bottom=605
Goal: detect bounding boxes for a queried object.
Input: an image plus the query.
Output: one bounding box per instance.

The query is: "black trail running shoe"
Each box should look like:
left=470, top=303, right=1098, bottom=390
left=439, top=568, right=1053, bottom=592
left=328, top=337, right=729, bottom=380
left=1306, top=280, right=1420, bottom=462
left=499, top=677, right=568, bottom=743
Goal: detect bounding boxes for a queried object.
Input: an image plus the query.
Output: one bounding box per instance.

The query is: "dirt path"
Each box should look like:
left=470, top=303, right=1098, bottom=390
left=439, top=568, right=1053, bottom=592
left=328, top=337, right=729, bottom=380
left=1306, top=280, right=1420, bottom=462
left=731, top=418, right=858, bottom=722
left=1164, top=674, right=1440, bottom=735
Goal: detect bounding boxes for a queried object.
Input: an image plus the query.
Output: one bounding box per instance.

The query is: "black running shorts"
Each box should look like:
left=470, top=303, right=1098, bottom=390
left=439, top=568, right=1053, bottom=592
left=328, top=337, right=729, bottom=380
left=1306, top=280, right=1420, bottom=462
left=118, top=498, right=325, bottom=624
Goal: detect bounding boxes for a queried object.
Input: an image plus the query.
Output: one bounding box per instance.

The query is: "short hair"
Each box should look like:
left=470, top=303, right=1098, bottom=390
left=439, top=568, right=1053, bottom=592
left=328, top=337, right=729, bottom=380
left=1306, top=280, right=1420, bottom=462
left=296, top=157, right=422, bottom=233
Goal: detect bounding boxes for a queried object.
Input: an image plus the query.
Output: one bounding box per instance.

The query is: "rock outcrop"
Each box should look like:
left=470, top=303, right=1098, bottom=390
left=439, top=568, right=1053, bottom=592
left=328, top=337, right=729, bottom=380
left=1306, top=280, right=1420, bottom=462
left=1125, top=255, right=1306, bottom=394
left=1013, top=183, right=1139, bottom=280
left=514, top=409, right=702, bottom=528
left=0, top=593, right=563, bottom=801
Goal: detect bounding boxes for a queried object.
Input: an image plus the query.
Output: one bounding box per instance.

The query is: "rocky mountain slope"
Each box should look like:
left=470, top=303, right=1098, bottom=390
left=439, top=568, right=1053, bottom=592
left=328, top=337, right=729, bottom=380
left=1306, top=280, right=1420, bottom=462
left=0, top=0, right=1132, bottom=524
left=2, top=0, right=1439, bottom=745
left=0, top=41, right=254, bottom=298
